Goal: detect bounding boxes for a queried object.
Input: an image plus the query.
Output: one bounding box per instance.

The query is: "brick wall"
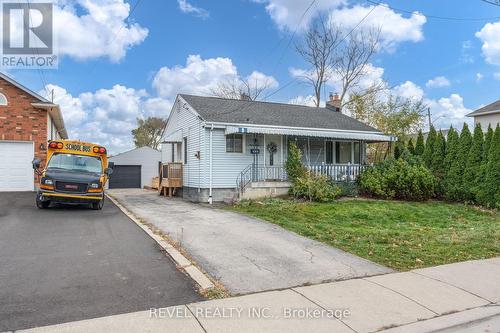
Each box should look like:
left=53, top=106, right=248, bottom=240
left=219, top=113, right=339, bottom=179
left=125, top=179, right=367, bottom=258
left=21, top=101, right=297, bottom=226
left=0, top=77, right=48, bottom=184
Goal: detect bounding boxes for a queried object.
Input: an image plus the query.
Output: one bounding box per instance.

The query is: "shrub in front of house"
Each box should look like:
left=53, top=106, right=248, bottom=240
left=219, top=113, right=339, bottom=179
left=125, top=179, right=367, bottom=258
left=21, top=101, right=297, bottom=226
left=285, top=142, right=307, bottom=182
left=290, top=172, right=341, bottom=202
left=359, top=158, right=436, bottom=201
left=286, top=141, right=341, bottom=202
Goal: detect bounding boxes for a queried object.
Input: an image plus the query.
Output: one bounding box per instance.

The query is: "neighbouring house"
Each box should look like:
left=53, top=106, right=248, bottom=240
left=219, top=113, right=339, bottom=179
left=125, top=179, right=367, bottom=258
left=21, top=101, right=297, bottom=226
left=0, top=72, right=67, bottom=192
left=161, top=93, right=393, bottom=203
left=467, top=100, right=500, bottom=130
left=108, top=146, right=161, bottom=189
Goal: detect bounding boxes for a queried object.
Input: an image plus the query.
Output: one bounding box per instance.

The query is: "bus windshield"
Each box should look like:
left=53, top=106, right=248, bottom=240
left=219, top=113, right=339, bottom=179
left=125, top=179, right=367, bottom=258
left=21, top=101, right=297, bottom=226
left=47, top=154, right=102, bottom=174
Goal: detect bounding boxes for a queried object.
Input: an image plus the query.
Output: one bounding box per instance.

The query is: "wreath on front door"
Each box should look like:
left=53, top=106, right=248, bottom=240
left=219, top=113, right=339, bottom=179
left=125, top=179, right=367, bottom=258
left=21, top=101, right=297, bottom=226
left=267, top=142, right=277, bottom=166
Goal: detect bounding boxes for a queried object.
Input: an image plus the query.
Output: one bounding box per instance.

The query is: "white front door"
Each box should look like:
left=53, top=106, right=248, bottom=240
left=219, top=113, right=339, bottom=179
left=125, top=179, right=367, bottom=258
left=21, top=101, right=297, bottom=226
left=0, top=141, right=34, bottom=191
left=264, top=134, right=282, bottom=166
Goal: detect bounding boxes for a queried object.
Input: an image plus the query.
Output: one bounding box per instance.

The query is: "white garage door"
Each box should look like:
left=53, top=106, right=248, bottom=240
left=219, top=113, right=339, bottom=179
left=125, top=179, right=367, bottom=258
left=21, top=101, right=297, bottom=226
left=0, top=141, right=34, bottom=191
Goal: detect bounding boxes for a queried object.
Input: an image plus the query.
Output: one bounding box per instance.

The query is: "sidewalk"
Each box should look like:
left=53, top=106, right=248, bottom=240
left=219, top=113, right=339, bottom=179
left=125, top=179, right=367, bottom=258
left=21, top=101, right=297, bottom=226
left=13, top=258, right=500, bottom=333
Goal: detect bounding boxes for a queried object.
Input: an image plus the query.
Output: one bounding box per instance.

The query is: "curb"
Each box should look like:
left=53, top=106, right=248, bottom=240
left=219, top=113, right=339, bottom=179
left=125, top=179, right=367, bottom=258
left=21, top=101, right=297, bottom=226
left=106, top=193, right=214, bottom=291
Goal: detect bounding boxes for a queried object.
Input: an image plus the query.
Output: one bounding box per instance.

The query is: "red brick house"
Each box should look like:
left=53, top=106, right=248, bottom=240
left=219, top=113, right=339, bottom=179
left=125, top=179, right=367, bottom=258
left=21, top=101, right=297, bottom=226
left=0, top=72, right=67, bottom=191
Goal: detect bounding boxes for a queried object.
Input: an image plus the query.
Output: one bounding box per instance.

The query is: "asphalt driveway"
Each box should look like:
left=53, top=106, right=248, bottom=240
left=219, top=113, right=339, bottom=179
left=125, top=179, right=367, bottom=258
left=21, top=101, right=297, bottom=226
left=109, top=189, right=392, bottom=295
left=0, top=192, right=202, bottom=331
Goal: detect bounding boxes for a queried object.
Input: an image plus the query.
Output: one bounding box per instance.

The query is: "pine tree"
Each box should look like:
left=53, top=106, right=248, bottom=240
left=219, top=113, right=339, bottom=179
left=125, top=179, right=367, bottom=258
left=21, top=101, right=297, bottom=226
left=483, top=125, right=494, bottom=160
left=443, top=127, right=459, bottom=199
left=394, top=141, right=404, bottom=159
left=422, top=125, right=437, bottom=168
left=415, top=130, right=425, bottom=156
left=477, top=125, right=500, bottom=208
left=464, top=123, right=484, bottom=202
left=478, top=125, right=494, bottom=202
left=407, top=138, right=415, bottom=155
left=430, top=131, right=446, bottom=196
left=445, top=123, right=472, bottom=201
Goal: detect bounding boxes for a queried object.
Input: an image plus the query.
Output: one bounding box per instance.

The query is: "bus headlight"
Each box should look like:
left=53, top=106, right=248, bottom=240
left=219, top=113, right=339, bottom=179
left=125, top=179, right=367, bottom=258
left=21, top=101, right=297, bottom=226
left=90, top=183, right=100, bottom=189
left=43, top=179, right=53, bottom=185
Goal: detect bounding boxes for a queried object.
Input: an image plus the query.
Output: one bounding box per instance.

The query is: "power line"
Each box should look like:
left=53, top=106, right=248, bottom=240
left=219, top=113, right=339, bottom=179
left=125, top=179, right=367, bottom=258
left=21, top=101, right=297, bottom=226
left=253, top=0, right=317, bottom=69
left=26, top=0, right=51, bottom=97
left=366, top=0, right=500, bottom=22
left=84, top=0, right=143, bottom=79
left=214, top=2, right=379, bottom=117
left=480, top=0, right=500, bottom=7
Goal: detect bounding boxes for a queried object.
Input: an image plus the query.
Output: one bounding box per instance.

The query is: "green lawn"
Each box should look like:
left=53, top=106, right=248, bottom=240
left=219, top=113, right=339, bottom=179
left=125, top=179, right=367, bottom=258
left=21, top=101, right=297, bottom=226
left=227, top=198, right=500, bottom=271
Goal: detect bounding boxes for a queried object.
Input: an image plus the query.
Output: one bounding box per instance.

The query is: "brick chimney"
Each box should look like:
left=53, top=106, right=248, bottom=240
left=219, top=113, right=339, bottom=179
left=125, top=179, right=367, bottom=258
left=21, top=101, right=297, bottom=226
left=326, top=92, right=341, bottom=112
left=240, top=92, right=251, bottom=101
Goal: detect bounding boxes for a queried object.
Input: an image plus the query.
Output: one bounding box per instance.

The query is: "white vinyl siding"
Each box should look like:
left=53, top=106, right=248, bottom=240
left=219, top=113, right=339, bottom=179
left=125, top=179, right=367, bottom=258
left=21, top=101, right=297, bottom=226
left=473, top=113, right=500, bottom=131
left=203, top=130, right=260, bottom=188
left=162, top=98, right=205, bottom=188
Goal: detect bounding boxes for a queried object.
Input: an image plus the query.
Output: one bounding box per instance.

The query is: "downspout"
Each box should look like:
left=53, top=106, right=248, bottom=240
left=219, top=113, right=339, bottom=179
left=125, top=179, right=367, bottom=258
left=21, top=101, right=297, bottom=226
left=208, top=124, right=213, bottom=204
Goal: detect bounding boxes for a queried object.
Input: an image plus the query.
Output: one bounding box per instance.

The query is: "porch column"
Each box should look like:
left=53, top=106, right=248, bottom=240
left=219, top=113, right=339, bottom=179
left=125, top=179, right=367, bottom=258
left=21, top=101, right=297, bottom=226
left=280, top=135, right=283, bottom=165
left=263, top=134, right=266, bottom=165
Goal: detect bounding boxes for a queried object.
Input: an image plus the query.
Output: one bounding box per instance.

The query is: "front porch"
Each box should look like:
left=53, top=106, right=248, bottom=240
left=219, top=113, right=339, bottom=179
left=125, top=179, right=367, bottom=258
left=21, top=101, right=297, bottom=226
left=235, top=133, right=373, bottom=195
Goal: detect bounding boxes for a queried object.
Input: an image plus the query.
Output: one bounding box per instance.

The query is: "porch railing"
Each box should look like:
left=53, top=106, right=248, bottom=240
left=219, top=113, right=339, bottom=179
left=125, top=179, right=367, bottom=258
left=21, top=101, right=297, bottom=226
left=307, top=163, right=368, bottom=182
left=236, top=163, right=369, bottom=194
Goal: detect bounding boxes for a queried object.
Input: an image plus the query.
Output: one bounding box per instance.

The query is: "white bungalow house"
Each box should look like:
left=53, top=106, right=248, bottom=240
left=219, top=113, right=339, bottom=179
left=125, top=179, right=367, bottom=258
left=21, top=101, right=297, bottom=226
left=161, top=93, right=393, bottom=203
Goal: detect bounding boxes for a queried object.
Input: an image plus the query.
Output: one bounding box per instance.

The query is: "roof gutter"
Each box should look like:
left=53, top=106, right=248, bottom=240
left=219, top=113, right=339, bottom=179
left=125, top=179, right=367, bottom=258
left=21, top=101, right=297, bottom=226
left=203, top=121, right=386, bottom=135
left=466, top=109, right=500, bottom=117
left=32, top=103, right=68, bottom=139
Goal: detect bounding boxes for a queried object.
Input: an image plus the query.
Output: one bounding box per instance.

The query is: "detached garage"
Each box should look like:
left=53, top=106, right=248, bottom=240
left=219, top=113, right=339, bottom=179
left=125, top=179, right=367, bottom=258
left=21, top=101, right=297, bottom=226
left=108, top=146, right=161, bottom=189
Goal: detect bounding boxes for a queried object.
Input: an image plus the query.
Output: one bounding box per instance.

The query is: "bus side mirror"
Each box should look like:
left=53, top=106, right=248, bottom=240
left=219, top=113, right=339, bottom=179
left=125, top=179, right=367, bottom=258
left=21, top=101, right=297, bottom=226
left=104, top=167, right=113, bottom=176
left=32, top=158, right=41, bottom=170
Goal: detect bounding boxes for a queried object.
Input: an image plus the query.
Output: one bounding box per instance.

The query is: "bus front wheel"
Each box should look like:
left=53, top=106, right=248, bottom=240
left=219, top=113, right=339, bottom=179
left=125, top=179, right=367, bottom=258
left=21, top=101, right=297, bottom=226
left=36, top=195, right=50, bottom=209
left=91, top=197, right=104, bottom=210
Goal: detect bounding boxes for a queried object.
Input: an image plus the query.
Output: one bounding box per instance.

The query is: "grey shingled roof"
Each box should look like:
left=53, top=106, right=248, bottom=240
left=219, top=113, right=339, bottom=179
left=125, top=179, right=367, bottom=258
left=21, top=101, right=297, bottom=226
left=180, top=94, right=381, bottom=133
left=467, top=100, right=500, bottom=117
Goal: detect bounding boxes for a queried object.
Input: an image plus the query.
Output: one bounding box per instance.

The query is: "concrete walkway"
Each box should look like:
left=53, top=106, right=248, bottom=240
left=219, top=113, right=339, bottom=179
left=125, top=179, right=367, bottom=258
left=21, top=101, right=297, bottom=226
left=13, top=258, right=500, bottom=333
left=107, top=189, right=391, bottom=295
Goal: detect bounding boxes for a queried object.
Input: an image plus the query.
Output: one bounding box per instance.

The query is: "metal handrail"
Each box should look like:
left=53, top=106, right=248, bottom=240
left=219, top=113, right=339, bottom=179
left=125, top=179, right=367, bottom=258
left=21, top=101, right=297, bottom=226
left=236, top=164, right=287, bottom=194
left=236, top=163, right=253, bottom=194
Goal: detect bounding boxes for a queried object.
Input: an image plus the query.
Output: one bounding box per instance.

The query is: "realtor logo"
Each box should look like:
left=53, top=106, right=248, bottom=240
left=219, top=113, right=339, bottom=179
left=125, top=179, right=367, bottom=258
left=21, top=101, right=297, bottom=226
left=1, top=1, right=57, bottom=68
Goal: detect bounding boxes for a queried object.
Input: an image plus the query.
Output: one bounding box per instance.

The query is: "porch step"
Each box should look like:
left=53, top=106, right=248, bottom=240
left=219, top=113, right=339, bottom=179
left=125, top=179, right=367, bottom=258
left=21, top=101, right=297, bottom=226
left=240, top=181, right=292, bottom=200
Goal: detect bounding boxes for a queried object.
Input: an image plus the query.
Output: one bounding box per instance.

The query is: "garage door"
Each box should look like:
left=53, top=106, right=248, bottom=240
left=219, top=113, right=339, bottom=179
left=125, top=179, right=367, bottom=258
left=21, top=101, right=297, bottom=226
left=109, top=165, right=141, bottom=189
left=0, top=141, right=34, bottom=191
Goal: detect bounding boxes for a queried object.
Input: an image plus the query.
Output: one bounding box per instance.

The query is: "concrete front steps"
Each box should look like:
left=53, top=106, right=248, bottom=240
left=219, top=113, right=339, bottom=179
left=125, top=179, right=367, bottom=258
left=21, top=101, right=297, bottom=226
left=240, top=181, right=291, bottom=200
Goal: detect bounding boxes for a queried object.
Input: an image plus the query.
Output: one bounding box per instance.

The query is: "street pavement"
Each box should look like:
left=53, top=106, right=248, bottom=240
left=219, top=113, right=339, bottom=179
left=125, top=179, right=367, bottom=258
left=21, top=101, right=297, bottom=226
left=12, top=258, right=500, bottom=333
left=108, top=189, right=392, bottom=295
left=0, top=192, right=202, bottom=331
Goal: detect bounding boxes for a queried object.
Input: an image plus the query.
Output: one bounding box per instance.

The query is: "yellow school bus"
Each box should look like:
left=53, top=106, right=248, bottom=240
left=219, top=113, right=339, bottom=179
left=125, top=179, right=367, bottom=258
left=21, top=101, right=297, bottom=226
left=32, top=140, right=114, bottom=210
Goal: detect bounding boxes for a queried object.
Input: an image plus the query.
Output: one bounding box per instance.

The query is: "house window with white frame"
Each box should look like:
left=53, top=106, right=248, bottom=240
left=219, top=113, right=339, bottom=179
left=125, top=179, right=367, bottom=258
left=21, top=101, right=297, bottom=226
left=226, top=134, right=243, bottom=153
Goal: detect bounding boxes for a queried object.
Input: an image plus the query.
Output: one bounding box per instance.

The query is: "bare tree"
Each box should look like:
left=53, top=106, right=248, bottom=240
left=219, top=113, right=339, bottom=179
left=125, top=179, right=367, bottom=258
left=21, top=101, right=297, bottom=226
left=295, top=16, right=341, bottom=107
left=295, top=17, right=380, bottom=107
left=210, top=76, right=275, bottom=101
left=335, top=28, right=380, bottom=106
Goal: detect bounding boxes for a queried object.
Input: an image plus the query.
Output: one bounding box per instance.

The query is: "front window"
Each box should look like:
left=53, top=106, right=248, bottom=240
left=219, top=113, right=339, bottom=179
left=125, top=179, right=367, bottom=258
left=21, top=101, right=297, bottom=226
left=354, top=142, right=360, bottom=164
left=336, top=142, right=352, bottom=164
left=226, top=134, right=243, bottom=153
left=47, top=153, right=102, bottom=174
